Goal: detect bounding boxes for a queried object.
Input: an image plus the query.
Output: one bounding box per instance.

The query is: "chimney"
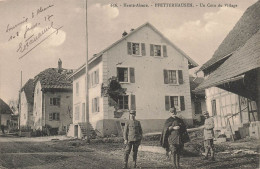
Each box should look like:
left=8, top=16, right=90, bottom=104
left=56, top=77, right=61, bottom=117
left=122, top=31, right=128, bottom=37
left=58, top=58, right=62, bottom=73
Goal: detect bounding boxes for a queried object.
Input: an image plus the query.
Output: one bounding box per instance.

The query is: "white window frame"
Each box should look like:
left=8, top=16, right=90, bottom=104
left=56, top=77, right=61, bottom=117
left=50, top=98, right=61, bottom=106
left=92, top=97, right=100, bottom=113
left=117, top=94, right=129, bottom=110
left=168, top=70, right=179, bottom=85
left=49, top=112, right=60, bottom=121
left=167, top=95, right=181, bottom=111
left=131, top=42, right=142, bottom=56
left=117, top=66, right=130, bottom=83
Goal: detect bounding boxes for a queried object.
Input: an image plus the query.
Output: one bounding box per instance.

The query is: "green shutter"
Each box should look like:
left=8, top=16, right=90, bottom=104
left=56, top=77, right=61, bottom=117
left=180, top=96, right=185, bottom=111
left=150, top=44, right=154, bottom=56
left=163, top=45, right=167, bottom=57
left=141, top=43, right=146, bottom=56
left=131, top=94, right=136, bottom=110
left=127, top=42, right=132, bottom=55
left=163, top=69, right=168, bottom=84
left=165, top=96, right=170, bottom=111
left=130, top=67, right=135, bottom=83
left=178, top=70, right=183, bottom=84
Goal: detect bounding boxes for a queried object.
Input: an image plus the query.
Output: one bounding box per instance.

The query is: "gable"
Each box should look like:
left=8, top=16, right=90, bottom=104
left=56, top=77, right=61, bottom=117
left=90, top=22, right=198, bottom=69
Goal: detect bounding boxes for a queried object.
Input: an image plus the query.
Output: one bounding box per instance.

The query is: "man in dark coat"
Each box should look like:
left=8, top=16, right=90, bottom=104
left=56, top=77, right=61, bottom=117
left=160, top=107, right=189, bottom=168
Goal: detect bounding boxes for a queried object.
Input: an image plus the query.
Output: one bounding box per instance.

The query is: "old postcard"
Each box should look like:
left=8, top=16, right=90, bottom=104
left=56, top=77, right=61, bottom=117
left=0, top=0, right=259, bottom=168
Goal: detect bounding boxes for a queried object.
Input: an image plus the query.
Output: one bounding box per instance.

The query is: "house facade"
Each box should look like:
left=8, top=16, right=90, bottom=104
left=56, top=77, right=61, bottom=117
left=196, top=1, right=260, bottom=139
left=20, top=79, right=34, bottom=127
left=205, top=87, right=258, bottom=139
left=32, top=60, right=73, bottom=135
left=0, top=98, right=12, bottom=132
left=68, top=23, right=198, bottom=137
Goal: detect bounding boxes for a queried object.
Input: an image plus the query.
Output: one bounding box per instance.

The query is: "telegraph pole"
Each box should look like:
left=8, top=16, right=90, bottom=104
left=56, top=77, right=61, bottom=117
left=18, top=71, right=22, bottom=130
left=85, top=0, right=90, bottom=143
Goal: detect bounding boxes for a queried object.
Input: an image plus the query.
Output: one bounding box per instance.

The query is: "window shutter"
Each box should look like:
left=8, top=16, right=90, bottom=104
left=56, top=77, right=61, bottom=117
left=178, top=70, right=183, bottom=84
left=96, top=69, right=99, bottom=84
left=180, top=96, right=185, bottom=111
left=49, top=113, right=53, bottom=121
left=150, top=44, right=154, bottom=56
left=141, top=43, right=146, bottom=56
left=163, top=45, right=167, bottom=57
left=127, top=42, right=132, bottom=55
left=165, top=96, right=170, bottom=111
left=57, top=113, right=60, bottom=120
left=163, top=69, right=168, bottom=84
left=92, top=99, right=94, bottom=113
left=131, top=94, right=136, bottom=110
left=130, top=67, right=135, bottom=83
left=97, top=97, right=100, bottom=112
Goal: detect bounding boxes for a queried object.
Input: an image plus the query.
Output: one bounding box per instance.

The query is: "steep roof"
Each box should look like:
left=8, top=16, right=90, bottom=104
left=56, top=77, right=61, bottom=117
left=190, top=76, right=205, bottom=95
left=0, top=98, right=13, bottom=114
left=34, top=68, right=73, bottom=89
left=195, top=29, right=260, bottom=91
left=89, top=22, right=198, bottom=68
left=20, top=79, right=34, bottom=104
left=198, top=1, right=260, bottom=72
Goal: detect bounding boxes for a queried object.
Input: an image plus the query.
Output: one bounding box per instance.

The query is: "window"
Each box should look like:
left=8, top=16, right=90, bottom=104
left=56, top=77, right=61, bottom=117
left=154, top=45, right=161, bottom=56
left=150, top=44, right=167, bottom=57
left=90, top=69, right=99, bottom=87
left=92, top=97, right=100, bottom=113
left=127, top=42, right=145, bottom=56
left=117, top=67, right=135, bottom=83
left=50, top=98, right=60, bottom=106
left=49, top=112, right=60, bottom=121
left=195, top=102, right=202, bottom=114
left=117, top=67, right=128, bottom=82
left=170, top=96, right=179, bottom=109
left=76, top=82, right=79, bottom=95
left=211, top=99, right=216, bottom=116
left=118, top=95, right=129, bottom=110
left=165, top=95, right=185, bottom=111
left=132, top=43, right=140, bottom=55
left=164, top=70, right=183, bottom=84
left=168, top=70, right=177, bottom=84
left=75, top=105, right=80, bottom=121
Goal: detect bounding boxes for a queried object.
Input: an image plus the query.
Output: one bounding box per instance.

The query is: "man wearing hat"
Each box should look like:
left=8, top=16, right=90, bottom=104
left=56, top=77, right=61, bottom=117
left=123, top=110, right=143, bottom=168
left=203, top=111, right=215, bottom=161
left=160, top=107, right=189, bottom=169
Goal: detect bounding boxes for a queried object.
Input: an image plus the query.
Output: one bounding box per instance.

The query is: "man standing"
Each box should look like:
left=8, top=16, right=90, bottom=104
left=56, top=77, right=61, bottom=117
left=123, top=110, right=143, bottom=168
left=160, top=107, right=189, bottom=169
left=203, top=111, right=215, bottom=161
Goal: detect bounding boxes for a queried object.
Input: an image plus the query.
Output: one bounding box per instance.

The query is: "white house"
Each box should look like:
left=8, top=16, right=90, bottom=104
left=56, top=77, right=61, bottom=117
left=68, top=22, right=198, bottom=137
left=20, top=79, right=34, bottom=127
left=32, top=59, right=73, bottom=135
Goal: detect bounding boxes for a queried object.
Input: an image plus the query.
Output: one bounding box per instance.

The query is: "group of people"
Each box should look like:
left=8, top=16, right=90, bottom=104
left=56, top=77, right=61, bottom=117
left=122, top=107, right=215, bottom=168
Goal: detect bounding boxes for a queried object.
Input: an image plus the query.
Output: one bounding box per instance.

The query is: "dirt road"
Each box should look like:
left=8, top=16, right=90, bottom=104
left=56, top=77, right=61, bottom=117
left=0, top=135, right=259, bottom=169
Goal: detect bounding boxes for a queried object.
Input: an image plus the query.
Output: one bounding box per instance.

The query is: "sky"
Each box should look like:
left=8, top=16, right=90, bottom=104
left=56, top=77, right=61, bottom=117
left=0, top=0, right=257, bottom=104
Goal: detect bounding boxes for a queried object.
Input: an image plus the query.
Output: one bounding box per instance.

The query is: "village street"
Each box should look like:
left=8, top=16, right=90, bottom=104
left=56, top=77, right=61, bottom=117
left=0, top=133, right=259, bottom=169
